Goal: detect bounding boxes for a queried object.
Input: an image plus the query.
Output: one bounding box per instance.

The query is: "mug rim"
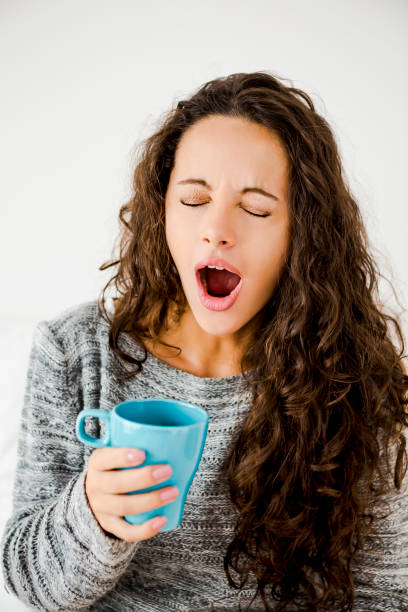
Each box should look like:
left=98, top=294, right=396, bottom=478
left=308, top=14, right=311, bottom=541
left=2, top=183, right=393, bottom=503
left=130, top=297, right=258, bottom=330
left=113, top=397, right=208, bottom=429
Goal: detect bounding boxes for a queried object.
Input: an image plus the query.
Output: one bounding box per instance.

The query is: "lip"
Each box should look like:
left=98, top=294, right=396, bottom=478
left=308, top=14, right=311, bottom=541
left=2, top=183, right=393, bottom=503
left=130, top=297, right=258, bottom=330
left=194, top=257, right=242, bottom=277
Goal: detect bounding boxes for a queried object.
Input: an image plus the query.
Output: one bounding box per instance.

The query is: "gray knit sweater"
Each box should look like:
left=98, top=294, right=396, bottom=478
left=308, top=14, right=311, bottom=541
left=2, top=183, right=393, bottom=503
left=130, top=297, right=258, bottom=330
left=1, top=300, right=407, bottom=611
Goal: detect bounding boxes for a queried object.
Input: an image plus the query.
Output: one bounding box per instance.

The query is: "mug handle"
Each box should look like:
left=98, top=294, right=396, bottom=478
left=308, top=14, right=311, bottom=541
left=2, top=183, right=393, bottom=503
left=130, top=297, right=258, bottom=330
left=75, top=409, right=111, bottom=448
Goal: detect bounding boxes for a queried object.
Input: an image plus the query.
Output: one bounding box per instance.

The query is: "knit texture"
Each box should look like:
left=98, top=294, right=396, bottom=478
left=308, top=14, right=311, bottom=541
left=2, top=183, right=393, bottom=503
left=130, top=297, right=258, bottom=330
left=0, top=300, right=407, bottom=611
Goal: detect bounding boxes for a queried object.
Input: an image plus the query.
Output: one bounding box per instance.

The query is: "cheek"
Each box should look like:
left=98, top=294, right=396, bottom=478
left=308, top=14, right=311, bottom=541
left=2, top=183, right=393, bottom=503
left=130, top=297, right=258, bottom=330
left=165, top=215, right=191, bottom=264
left=252, top=242, right=288, bottom=289
left=165, top=211, right=180, bottom=248
left=166, top=206, right=187, bottom=237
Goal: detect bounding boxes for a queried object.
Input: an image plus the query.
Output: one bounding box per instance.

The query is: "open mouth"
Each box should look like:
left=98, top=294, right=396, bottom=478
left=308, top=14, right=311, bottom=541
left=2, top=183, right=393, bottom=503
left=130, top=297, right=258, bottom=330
left=198, top=266, right=241, bottom=297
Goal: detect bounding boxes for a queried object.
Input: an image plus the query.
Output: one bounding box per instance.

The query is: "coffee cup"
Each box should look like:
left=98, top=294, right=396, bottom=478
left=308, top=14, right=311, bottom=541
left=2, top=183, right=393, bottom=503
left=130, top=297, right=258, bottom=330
left=75, top=398, right=209, bottom=532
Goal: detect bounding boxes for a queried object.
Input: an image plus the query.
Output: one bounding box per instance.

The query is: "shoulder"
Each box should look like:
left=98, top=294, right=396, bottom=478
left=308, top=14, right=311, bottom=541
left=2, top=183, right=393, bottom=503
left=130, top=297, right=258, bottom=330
left=49, top=298, right=100, bottom=327
left=34, top=299, right=107, bottom=365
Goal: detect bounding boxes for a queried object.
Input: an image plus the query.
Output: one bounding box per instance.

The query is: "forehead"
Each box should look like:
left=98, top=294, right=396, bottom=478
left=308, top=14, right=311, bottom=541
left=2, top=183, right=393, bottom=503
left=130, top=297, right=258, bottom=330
left=172, top=115, right=289, bottom=186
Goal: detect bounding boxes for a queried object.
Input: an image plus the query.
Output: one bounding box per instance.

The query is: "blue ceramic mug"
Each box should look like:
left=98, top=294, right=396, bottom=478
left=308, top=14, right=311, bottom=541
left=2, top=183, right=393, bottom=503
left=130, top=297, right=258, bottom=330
left=75, top=398, right=209, bottom=532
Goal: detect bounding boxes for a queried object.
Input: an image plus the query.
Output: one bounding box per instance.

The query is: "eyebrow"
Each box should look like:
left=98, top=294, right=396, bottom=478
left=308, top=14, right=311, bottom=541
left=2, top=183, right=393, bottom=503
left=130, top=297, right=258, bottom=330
left=176, top=178, right=279, bottom=201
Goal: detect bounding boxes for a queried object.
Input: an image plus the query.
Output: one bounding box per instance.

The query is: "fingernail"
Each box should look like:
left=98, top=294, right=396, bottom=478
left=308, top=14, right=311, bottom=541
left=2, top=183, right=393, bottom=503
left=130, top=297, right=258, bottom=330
left=160, top=486, right=179, bottom=501
left=152, top=465, right=172, bottom=480
left=152, top=516, right=167, bottom=530
left=128, top=450, right=145, bottom=463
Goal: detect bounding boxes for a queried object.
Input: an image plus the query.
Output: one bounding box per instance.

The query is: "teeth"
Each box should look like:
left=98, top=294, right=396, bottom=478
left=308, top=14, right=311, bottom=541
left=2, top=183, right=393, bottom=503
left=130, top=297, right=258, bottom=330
left=207, top=265, right=226, bottom=270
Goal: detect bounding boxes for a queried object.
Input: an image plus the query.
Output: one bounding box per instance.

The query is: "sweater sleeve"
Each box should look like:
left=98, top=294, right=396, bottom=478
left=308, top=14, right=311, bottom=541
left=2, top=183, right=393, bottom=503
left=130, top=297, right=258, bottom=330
left=0, top=321, right=140, bottom=611
left=352, top=444, right=408, bottom=611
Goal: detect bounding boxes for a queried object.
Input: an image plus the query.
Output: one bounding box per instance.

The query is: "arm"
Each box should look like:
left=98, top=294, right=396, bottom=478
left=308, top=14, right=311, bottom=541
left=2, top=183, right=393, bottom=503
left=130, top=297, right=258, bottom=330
left=352, top=447, right=408, bottom=611
left=0, top=321, right=140, bottom=611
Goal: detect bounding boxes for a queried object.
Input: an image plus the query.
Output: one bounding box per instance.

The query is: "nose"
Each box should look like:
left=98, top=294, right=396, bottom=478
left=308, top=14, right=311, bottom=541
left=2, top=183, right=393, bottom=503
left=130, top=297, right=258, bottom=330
left=199, top=201, right=237, bottom=247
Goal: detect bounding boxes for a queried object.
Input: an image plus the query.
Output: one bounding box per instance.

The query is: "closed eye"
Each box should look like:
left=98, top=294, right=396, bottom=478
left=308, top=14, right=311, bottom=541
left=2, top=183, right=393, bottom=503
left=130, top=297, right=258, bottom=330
left=179, top=201, right=270, bottom=218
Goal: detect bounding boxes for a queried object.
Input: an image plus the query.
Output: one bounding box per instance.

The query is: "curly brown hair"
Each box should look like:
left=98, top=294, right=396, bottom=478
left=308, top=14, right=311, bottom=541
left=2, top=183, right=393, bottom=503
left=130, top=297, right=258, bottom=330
left=97, top=71, right=408, bottom=611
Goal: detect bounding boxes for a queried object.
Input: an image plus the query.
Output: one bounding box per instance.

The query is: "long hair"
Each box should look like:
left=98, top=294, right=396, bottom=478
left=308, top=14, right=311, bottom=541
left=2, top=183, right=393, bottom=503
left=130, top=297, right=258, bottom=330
left=97, top=71, right=408, bottom=611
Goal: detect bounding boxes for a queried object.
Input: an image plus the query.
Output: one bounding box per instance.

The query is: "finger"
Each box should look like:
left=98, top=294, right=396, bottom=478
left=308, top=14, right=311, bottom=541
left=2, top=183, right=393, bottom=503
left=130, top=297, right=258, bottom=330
left=101, top=513, right=168, bottom=543
left=89, top=447, right=146, bottom=472
left=91, top=485, right=179, bottom=517
left=100, top=463, right=173, bottom=495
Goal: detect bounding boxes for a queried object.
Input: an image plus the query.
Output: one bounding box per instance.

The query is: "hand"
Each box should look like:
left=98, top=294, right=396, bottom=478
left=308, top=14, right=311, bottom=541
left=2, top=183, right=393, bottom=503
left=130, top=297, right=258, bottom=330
left=85, top=447, right=179, bottom=542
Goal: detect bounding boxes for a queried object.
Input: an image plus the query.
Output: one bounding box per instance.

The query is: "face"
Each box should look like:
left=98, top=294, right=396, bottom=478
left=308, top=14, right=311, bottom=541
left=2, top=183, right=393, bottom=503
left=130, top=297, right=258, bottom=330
left=164, top=114, right=291, bottom=346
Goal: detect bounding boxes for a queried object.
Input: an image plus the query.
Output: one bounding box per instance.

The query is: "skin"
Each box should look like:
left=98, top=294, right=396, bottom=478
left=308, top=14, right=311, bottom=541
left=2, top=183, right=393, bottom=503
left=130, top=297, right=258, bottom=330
left=146, top=114, right=291, bottom=378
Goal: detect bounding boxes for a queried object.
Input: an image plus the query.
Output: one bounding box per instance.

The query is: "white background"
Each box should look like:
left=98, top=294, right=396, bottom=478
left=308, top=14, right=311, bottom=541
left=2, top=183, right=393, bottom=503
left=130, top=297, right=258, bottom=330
left=0, top=0, right=407, bottom=610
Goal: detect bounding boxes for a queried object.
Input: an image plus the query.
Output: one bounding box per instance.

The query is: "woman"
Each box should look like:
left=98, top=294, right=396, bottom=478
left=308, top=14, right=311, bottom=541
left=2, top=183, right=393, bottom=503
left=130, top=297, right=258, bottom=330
left=1, top=71, right=407, bottom=611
